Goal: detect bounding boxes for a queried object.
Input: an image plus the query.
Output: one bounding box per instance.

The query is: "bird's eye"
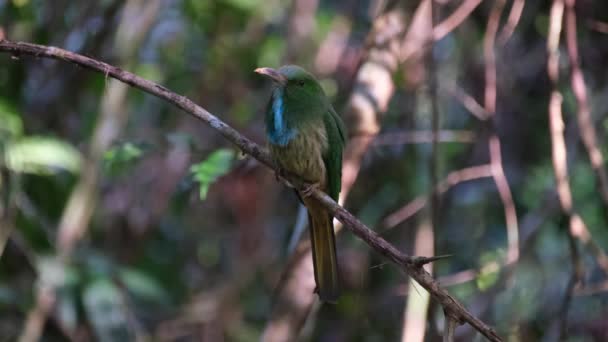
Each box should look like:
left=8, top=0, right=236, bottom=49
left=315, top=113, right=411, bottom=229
left=297, top=80, right=305, bottom=86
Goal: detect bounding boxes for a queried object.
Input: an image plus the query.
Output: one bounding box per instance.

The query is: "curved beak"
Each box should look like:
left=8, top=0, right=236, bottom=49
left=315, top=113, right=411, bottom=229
left=255, top=67, right=287, bottom=85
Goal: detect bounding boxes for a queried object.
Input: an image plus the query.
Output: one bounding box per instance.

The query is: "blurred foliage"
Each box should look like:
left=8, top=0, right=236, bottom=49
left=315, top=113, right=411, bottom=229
left=5, top=137, right=81, bottom=175
left=190, top=148, right=235, bottom=200
left=103, top=142, right=144, bottom=175
left=1, top=0, right=608, bottom=341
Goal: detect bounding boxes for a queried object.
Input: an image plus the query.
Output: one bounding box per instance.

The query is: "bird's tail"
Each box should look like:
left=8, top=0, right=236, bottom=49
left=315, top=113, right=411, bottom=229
left=304, top=197, right=339, bottom=302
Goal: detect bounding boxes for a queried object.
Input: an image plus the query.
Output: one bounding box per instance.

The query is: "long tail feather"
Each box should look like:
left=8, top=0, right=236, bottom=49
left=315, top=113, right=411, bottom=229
left=304, top=198, right=339, bottom=302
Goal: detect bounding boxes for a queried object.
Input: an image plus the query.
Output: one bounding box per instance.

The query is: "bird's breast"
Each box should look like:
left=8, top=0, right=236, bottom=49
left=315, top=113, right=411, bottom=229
left=269, top=120, right=328, bottom=184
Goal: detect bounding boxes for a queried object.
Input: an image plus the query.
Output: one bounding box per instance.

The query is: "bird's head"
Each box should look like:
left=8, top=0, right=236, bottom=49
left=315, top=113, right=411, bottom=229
left=255, top=65, right=328, bottom=109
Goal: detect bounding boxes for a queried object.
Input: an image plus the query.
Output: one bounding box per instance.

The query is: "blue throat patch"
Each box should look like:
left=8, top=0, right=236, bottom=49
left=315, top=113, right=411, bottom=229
left=267, top=88, right=297, bottom=146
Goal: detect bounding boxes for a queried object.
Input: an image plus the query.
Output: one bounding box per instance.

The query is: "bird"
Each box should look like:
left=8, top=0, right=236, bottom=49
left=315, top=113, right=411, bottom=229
left=256, top=65, right=346, bottom=302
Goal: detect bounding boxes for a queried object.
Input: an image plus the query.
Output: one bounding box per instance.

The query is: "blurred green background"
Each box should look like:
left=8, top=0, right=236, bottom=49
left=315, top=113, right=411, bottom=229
left=1, top=0, right=608, bottom=341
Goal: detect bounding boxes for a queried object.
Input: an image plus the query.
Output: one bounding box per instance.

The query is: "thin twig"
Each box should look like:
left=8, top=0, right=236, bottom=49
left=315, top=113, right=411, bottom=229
left=442, top=83, right=490, bottom=121
left=546, top=1, right=582, bottom=339
left=484, top=0, right=520, bottom=265
left=413, top=254, right=453, bottom=268
left=586, top=19, right=608, bottom=34
left=433, top=0, right=483, bottom=41
left=0, top=39, right=502, bottom=342
left=498, top=0, right=526, bottom=43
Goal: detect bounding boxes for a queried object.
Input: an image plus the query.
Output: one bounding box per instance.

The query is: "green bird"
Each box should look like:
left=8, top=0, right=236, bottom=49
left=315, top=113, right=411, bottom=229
left=256, top=65, right=346, bottom=302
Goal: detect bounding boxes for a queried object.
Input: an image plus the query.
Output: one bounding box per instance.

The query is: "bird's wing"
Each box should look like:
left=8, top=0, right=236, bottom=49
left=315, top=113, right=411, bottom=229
left=330, top=107, right=347, bottom=145
left=323, top=107, right=346, bottom=201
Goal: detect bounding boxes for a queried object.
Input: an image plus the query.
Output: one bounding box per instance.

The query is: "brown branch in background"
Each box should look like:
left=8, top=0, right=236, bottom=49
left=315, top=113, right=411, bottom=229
left=443, top=313, right=458, bottom=342
left=586, top=19, right=608, bottom=34
left=383, top=164, right=493, bottom=229
left=546, top=1, right=583, bottom=338
left=0, top=38, right=502, bottom=342
left=484, top=0, right=520, bottom=265
left=498, top=0, right=526, bottom=43
left=564, top=0, right=608, bottom=215
left=18, top=286, right=55, bottom=342
left=17, top=1, right=162, bottom=340
left=442, top=83, right=490, bottom=121
left=402, top=2, right=435, bottom=341
left=432, top=0, right=483, bottom=41
left=402, top=0, right=482, bottom=68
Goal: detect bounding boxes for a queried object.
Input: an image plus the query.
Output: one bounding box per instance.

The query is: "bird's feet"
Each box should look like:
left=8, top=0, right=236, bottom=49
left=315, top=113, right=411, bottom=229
left=300, top=182, right=320, bottom=198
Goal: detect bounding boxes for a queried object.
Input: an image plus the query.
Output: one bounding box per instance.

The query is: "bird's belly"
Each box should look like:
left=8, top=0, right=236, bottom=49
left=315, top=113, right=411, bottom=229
left=270, top=124, right=328, bottom=184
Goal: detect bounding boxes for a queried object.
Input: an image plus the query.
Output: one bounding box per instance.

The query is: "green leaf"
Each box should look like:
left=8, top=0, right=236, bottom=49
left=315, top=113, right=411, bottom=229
left=119, top=268, right=169, bottom=304
left=190, top=148, right=235, bottom=200
left=5, top=136, right=81, bottom=174
left=103, top=142, right=144, bottom=174
left=83, top=278, right=131, bottom=342
left=475, top=261, right=500, bottom=291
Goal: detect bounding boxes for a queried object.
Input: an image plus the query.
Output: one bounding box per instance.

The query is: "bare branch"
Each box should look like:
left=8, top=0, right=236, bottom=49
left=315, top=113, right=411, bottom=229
left=442, top=83, right=490, bottom=121
left=413, top=254, right=453, bottom=268
left=484, top=0, right=520, bottom=265
left=433, top=0, right=483, bottom=41
left=546, top=2, right=582, bottom=338
left=0, top=39, right=502, bottom=342
left=586, top=19, right=608, bottom=34
left=498, top=0, right=526, bottom=43
left=443, top=313, right=459, bottom=342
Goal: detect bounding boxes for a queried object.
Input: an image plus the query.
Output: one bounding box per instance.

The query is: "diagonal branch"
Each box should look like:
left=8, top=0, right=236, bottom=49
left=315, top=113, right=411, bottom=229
left=433, top=0, right=483, bottom=41
left=0, top=39, right=502, bottom=342
left=498, top=0, right=526, bottom=43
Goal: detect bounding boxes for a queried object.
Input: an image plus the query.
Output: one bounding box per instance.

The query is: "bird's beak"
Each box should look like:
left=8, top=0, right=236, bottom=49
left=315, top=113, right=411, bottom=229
left=255, top=67, right=287, bottom=85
